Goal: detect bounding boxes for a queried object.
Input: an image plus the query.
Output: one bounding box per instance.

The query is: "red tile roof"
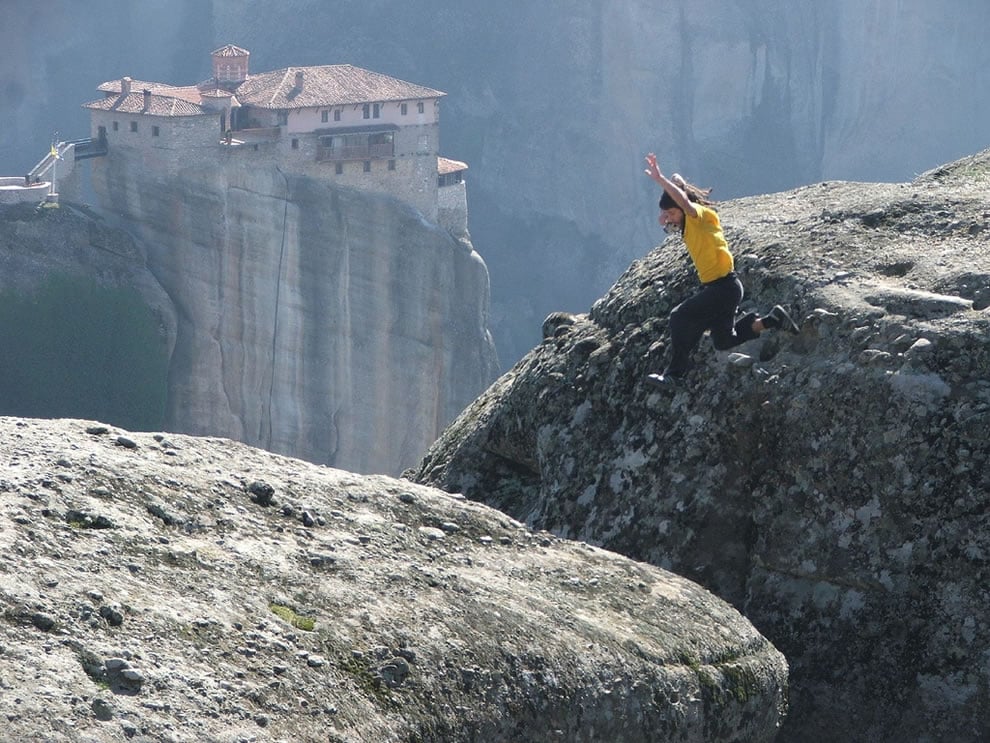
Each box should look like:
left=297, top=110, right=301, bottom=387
left=212, top=44, right=249, bottom=57
left=96, top=80, right=211, bottom=106
left=438, top=157, right=468, bottom=175
left=233, top=65, right=445, bottom=109
left=90, top=60, right=443, bottom=115
left=83, top=92, right=211, bottom=117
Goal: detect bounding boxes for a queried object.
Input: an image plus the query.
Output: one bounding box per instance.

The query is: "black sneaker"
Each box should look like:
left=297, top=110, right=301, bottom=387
left=766, top=305, right=800, bottom=334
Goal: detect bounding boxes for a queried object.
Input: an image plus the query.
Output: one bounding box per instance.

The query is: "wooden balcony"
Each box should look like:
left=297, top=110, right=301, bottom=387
left=316, top=142, right=394, bottom=162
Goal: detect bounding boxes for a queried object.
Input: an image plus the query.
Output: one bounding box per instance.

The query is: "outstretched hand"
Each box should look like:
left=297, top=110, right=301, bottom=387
left=644, top=153, right=663, bottom=184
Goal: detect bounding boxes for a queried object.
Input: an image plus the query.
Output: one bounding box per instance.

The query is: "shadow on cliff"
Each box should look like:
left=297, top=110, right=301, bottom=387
left=0, top=203, right=174, bottom=430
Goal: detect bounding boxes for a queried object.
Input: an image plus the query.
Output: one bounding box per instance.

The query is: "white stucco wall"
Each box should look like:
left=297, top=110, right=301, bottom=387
left=0, top=177, right=51, bottom=204
left=286, top=98, right=439, bottom=134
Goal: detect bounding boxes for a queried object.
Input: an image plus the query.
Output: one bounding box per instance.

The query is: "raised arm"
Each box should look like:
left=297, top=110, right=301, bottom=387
left=644, top=153, right=699, bottom=218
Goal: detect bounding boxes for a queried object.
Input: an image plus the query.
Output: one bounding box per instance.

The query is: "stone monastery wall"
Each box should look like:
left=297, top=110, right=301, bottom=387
left=88, top=108, right=444, bottom=221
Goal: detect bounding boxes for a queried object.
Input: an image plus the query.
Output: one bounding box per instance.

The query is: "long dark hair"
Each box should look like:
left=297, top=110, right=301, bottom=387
left=658, top=177, right=717, bottom=211
left=681, top=179, right=716, bottom=206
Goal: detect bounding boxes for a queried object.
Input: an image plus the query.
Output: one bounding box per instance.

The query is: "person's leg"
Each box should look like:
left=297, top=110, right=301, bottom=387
left=732, top=312, right=760, bottom=343
left=665, top=291, right=712, bottom=375
left=708, top=277, right=757, bottom=350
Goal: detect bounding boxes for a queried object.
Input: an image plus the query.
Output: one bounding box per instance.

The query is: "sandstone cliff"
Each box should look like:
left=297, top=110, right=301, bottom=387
left=409, top=149, right=990, bottom=742
left=0, top=416, right=786, bottom=742
left=86, top=155, right=497, bottom=476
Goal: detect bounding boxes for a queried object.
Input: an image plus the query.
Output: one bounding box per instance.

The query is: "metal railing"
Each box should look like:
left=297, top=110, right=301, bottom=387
left=25, top=138, right=107, bottom=184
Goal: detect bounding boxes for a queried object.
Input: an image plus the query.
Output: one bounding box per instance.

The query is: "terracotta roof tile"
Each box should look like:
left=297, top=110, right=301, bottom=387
left=97, top=80, right=208, bottom=106
left=91, top=61, right=442, bottom=115
left=212, top=44, right=249, bottom=57
left=83, top=92, right=211, bottom=117
left=233, top=65, right=445, bottom=109
left=438, top=157, right=468, bottom=175
left=97, top=79, right=153, bottom=93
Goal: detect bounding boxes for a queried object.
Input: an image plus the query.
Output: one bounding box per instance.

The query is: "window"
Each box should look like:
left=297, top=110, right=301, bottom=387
left=130, top=121, right=138, bottom=132
left=335, top=162, right=343, bottom=175
left=400, top=103, right=407, bottom=116
left=112, top=121, right=119, bottom=132
left=363, top=161, right=371, bottom=173
left=321, top=110, right=329, bottom=123
left=368, top=131, right=394, bottom=156
left=388, top=159, right=395, bottom=171
left=373, top=103, right=381, bottom=119
left=417, top=101, right=424, bottom=114
left=362, top=104, right=370, bottom=119
left=277, top=110, right=288, bottom=126
left=152, top=125, right=160, bottom=137
left=334, top=109, right=341, bottom=122
left=291, top=138, right=299, bottom=149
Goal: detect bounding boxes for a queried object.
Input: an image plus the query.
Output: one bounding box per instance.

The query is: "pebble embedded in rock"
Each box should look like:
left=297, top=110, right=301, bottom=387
left=248, top=481, right=275, bottom=507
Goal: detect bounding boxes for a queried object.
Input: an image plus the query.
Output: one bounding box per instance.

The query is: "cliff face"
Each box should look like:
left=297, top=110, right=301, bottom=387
left=88, top=155, right=497, bottom=475
left=409, top=149, right=990, bottom=742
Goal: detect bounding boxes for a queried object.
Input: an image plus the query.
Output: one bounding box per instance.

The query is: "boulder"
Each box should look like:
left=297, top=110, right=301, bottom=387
left=0, top=416, right=786, bottom=742
left=409, top=150, right=990, bottom=742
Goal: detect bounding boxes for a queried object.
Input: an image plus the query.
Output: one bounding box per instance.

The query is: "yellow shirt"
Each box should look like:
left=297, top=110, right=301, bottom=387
left=682, top=204, right=734, bottom=283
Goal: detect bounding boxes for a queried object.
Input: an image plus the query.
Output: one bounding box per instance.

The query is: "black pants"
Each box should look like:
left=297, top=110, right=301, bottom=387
left=666, top=272, right=758, bottom=375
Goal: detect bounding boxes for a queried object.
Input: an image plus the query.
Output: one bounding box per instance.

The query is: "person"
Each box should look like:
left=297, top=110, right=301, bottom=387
left=643, top=152, right=799, bottom=387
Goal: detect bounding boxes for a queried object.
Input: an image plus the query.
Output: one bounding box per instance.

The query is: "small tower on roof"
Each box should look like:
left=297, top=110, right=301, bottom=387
left=212, top=45, right=250, bottom=87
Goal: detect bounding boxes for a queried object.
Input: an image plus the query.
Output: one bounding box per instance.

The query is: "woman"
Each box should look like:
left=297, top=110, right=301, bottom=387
left=643, top=152, right=798, bottom=387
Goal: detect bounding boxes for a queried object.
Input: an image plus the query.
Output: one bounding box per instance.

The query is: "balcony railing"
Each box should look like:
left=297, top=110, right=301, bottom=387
left=316, top=143, right=394, bottom=162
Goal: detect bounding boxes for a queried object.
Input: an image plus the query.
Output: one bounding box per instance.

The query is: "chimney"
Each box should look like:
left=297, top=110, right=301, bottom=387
left=143, top=88, right=151, bottom=110
left=295, top=70, right=304, bottom=89
left=121, top=76, right=132, bottom=95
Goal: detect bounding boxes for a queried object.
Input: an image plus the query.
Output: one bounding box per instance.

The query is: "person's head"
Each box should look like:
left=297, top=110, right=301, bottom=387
left=658, top=190, right=684, bottom=233
left=657, top=179, right=716, bottom=233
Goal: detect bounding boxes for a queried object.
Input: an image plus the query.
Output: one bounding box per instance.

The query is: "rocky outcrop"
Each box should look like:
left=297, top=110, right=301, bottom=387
left=409, top=149, right=990, bottom=742
left=87, top=155, right=497, bottom=476
left=0, top=416, right=786, bottom=742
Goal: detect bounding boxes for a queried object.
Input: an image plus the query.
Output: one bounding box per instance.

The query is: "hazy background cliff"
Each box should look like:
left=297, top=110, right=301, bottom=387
left=3, top=0, right=989, bottom=366
left=88, top=154, right=497, bottom=476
